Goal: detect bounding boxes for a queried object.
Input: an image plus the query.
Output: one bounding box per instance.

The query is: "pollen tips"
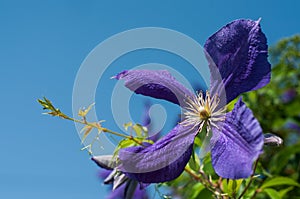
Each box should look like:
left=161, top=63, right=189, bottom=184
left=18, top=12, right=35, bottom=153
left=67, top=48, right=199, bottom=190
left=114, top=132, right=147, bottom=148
left=182, top=91, right=226, bottom=134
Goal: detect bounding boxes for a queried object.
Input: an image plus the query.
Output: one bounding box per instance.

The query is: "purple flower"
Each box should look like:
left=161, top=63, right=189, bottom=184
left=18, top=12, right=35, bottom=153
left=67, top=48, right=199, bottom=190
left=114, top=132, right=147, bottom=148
left=92, top=102, right=157, bottom=198
left=92, top=155, right=148, bottom=199
left=285, top=121, right=300, bottom=133
left=115, top=19, right=271, bottom=181
left=281, top=89, right=297, bottom=103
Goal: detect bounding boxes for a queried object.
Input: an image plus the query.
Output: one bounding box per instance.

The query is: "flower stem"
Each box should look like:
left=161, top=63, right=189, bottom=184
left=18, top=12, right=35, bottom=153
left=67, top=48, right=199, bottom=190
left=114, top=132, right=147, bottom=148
left=69, top=117, right=144, bottom=146
left=38, top=97, right=144, bottom=146
left=238, top=159, right=259, bottom=199
left=184, top=167, right=226, bottom=198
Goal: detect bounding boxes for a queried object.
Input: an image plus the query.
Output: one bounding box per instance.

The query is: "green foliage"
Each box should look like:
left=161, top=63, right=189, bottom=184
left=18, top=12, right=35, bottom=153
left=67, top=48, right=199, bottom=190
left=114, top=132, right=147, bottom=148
left=261, top=176, right=300, bottom=189
left=188, top=150, right=200, bottom=172
left=263, top=188, right=281, bottom=199
left=123, top=122, right=149, bottom=138
left=223, top=179, right=243, bottom=198
left=38, top=97, right=70, bottom=119
left=113, top=122, right=153, bottom=159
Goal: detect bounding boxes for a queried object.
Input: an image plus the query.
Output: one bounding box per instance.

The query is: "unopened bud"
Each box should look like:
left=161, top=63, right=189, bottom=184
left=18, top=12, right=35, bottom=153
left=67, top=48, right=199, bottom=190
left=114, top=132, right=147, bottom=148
left=264, top=133, right=283, bottom=146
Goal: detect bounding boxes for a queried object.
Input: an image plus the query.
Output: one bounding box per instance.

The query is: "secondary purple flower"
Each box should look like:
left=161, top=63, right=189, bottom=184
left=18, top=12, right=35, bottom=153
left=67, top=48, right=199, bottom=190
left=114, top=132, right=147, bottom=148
left=115, top=19, right=271, bottom=181
left=92, top=155, right=148, bottom=199
left=285, top=121, right=300, bottom=133
left=92, top=102, right=156, bottom=198
left=281, top=89, right=297, bottom=103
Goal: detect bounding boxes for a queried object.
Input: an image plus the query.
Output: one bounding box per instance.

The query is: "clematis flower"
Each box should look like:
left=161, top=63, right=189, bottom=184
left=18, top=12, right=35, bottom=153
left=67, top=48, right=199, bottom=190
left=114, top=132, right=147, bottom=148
left=114, top=19, right=271, bottom=182
left=92, top=102, right=156, bottom=198
left=92, top=155, right=148, bottom=199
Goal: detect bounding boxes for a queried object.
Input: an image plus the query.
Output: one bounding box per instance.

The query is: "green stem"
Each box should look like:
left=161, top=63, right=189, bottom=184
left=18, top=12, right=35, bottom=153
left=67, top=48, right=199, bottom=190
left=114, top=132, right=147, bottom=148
left=39, top=98, right=145, bottom=146
left=58, top=113, right=144, bottom=146
left=238, top=159, right=259, bottom=199
left=184, top=168, right=225, bottom=198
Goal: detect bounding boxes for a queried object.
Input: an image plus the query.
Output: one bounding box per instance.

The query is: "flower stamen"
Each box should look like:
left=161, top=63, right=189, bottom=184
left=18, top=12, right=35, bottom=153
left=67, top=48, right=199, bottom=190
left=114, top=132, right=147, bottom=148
left=181, top=91, right=226, bottom=134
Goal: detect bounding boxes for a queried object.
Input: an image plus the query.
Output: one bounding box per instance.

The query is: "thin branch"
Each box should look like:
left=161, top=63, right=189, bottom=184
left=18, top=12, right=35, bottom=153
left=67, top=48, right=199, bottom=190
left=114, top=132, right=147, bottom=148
left=38, top=97, right=145, bottom=146
left=184, top=168, right=226, bottom=198
left=238, top=159, right=259, bottom=199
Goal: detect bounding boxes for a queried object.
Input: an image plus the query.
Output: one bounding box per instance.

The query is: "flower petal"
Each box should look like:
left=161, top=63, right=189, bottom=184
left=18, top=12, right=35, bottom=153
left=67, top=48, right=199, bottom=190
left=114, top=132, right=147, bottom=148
left=114, top=70, right=194, bottom=105
left=91, top=155, right=117, bottom=170
left=118, top=124, right=197, bottom=183
left=205, top=19, right=271, bottom=104
left=106, top=181, right=147, bottom=199
left=113, top=173, right=129, bottom=190
left=124, top=180, right=138, bottom=199
left=211, top=98, right=264, bottom=179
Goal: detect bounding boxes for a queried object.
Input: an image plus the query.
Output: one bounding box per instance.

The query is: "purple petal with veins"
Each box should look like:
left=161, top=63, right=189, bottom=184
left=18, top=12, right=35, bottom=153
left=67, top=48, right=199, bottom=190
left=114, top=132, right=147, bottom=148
left=205, top=19, right=271, bottom=104
left=211, top=98, right=264, bottom=179
left=114, top=70, right=194, bottom=106
left=119, top=124, right=197, bottom=183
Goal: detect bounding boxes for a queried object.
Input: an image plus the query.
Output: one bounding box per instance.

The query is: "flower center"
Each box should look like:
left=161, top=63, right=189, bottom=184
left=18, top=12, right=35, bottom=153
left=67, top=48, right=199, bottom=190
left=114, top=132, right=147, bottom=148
left=181, top=91, right=226, bottom=133
left=199, top=107, right=210, bottom=120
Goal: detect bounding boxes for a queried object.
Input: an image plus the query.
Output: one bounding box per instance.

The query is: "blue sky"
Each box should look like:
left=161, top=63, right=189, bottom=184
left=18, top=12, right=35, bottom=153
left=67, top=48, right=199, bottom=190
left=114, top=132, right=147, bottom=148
left=0, top=0, right=299, bottom=198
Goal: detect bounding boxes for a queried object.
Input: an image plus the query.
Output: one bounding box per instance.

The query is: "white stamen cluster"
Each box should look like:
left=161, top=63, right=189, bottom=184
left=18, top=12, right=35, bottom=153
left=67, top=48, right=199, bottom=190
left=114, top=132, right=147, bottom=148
left=181, top=91, right=226, bottom=133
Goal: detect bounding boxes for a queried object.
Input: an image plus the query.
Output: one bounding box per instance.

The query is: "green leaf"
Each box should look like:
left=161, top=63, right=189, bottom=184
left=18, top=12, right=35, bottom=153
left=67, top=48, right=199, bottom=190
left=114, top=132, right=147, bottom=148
left=201, top=154, right=215, bottom=176
left=235, top=179, right=243, bottom=193
left=196, top=188, right=214, bottom=199
left=226, top=179, right=243, bottom=197
left=139, top=138, right=154, bottom=145
left=119, top=139, right=136, bottom=148
left=194, top=136, right=202, bottom=147
left=188, top=150, right=200, bottom=171
left=112, top=136, right=154, bottom=160
left=226, top=97, right=238, bottom=111
left=243, top=189, right=256, bottom=199
left=270, top=142, right=300, bottom=174
left=263, top=188, right=280, bottom=199
left=222, top=179, right=228, bottom=193
left=123, top=123, right=148, bottom=138
left=261, top=176, right=300, bottom=189
left=227, top=179, right=236, bottom=196
left=190, top=183, right=205, bottom=199
left=132, top=124, right=146, bottom=137
left=279, top=186, right=294, bottom=198
left=113, top=139, right=137, bottom=158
